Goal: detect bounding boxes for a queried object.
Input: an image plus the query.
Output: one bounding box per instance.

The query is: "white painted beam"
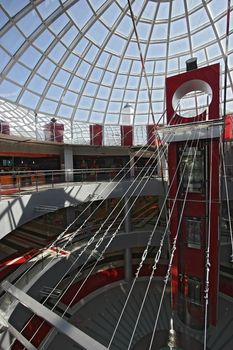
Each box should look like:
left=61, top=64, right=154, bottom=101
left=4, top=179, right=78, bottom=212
left=1, top=281, right=107, bottom=350
left=0, top=313, right=37, bottom=350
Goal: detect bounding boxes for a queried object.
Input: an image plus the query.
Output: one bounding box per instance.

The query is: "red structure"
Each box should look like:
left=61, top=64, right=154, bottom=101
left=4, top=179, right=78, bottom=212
left=120, top=125, right=133, bottom=146
left=44, top=121, right=64, bottom=143
left=0, top=121, right=10, bottom=135
left=224, top=114, right=233, bottom=140
left=166, top=64, right=220, bottom=327
left=90, top=124, right=103, bottom=146
left=147, top=125, right=161, bottom=146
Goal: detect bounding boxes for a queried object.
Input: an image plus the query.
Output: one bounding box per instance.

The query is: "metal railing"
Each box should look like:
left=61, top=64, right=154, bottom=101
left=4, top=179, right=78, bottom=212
left=0, top=167, right=159, bottom=199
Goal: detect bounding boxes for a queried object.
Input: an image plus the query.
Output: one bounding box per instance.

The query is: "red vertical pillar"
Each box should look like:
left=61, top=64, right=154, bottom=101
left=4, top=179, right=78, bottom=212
left=90, top=124, right=103, bottom=146
left=224, top=114, right=233, bottom=140
left=54, top=123, right=64, bottom=142
left=121, top=126, right=133, bottom=146
left=166, top=63, right=220, bottom=327
left=44, top=122, right=64, bottom=142
left=0, top=121, right=10, bottom=135
left=147, top=125, right=161, bottom=146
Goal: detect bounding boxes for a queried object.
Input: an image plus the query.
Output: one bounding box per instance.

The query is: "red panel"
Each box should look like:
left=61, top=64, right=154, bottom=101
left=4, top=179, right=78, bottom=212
left=121, top=125, right=133, bottom=146
left=0, top=121, right=10, bottom=135
left=166, top=63, right=220, bottom=124
left=90, top=124, right=103, bottom=146
left=44, top=122, right=64, bottom=143
left=224, top=114, right=233, bottom=140
left=147, top=125, right=161, bottom=146
left=219, top=275, right=233, bottom=298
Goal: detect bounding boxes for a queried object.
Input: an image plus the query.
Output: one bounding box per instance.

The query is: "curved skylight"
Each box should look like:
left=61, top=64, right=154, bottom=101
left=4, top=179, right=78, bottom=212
left=0, top=0, right=232, bottom=127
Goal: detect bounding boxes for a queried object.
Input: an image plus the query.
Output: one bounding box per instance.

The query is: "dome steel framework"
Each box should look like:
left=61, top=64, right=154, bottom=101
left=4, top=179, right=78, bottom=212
left=0, top=0, right=232, bottom=138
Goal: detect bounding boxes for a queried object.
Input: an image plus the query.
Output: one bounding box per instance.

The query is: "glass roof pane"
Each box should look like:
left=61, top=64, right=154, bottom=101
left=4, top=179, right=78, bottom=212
left=7, top=63, right=31, bottom=85
left=86, top=21, right=109, bottom=45
left=110, top=89, right=124, bottom=100
left=0, top=0, right=29, bottom=16
left=83, top=82, right=98, bottom=95
left=34, top=29, right=55, bottom=51
left=53, top=69, right=71, bottom=86
left=93, top=99, right=107, bottom=111
left=69, top=76, right=84, bottom=91
left=147, top=43, right=166, bottom=58
left=101, top=2, right=122, bottom=27
left=47, top=85, right=64, bottom=100
left=17, top=10, right=41, bottom=36
left=157, top=2, right=170, bottom=20
left=57, top=104, right=73, bottom=118
left=206, top=44, right=222, bottom=59
left=102, top=71, right=115, bottom=85
left=97, top=51, right=110, bottom=67
left=97, top=86, right=111, bottom=99
left=76, top=61, right=91, bottom=78
left=169, top=38, right=189, bottom=55
left=215, top=17, right=227, bottom=37
left=117, top=15, right=133, bottom=36
left=49, top=13, right=69, bottom=34
left=28, top=75, right=47, bottom=94
left=142, top=1, right=157, bottom=20
left=189, top=8, right=209, bottom=31
left=0, top=9, right=9, bottom=29
left=0, top=26, right=24, bottom=55
left=208, top=0, right=228, bottom=18
left=171, top=0, right=185, bottom=17
left=151, top=23, right=168, bottom=40
left=62, top=91, right=78, bottom=105
left=108, top=55, right=121, bottom=71
left=37, top=0, right=60, bottom=20
left=40, top=99, right=58, bottom=114
left=38, top=58, right=56, bottom=79
left=68, top=0, right=93, bottom=29
left=137, top=22, right=151, bottom=41
left=89, top=0, right=106, bottom=12
left=125, top=42, right=141, bottom=57
left=61, top=26, right=79, bottom=46
left=85, top=45, right=99, bottom=63
left=63, top=54, right=79, bottom=71
left=0, top=48, right=10, bottom=72
left=19, top=46, right=42, bottom=69
left=49, top=42, right=66, bottom=63
left=90, top=111, right=104, bottom=123
left=119, top=59, right=131, bottom=73
left=115, top=74, right=127, bottom=88
left=131, top=0, right=145, bottom=17
left=0, top=80, right=21, bottom=102
left=79, top=96, right=93, bottom=109
left=106, top=34, right=126, bottom=55
left=170, top=18, right=187, bottom=38
left=20, top=91, right=40, bottom=109
left=192, top=27, right=216, bottom=49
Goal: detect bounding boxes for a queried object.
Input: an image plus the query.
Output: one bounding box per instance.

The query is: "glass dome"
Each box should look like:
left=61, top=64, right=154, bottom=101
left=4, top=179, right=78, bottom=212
left=0, top=0, right=232, bottom=132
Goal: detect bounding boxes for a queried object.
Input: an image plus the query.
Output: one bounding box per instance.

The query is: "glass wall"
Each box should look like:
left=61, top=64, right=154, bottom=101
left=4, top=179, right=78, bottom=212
left=178, top=145, right=205, bottom=193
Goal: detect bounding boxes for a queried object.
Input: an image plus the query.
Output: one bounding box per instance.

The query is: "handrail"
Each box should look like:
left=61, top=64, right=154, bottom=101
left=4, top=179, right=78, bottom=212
left=0, top=167, right=160, bottom=200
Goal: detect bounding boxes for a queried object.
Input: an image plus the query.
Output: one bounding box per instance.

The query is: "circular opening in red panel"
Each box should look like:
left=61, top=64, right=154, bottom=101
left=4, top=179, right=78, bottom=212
left=172, top=79, right=212, bottom=119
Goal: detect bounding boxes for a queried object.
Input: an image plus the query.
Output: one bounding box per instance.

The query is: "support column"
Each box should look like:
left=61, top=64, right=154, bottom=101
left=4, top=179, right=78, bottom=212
left=157, top=148, right=168, bottom=180
left=130, top=153, right=135, bottom=179
left=124, top=197, right=132, bottom=282
left=64, top=146, right=74, bottom=182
